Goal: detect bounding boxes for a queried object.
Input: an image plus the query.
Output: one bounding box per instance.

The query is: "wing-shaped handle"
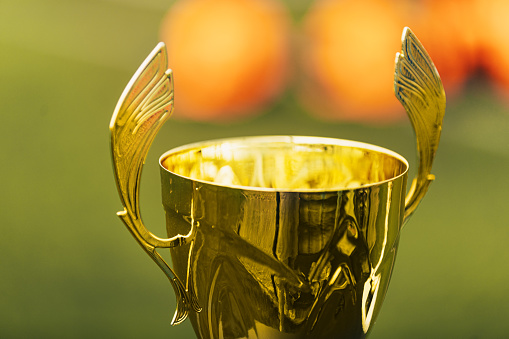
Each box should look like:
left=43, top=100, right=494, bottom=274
left=110, top=43, right=201, bottom=325
left=394, top=27, right=446, bottom=222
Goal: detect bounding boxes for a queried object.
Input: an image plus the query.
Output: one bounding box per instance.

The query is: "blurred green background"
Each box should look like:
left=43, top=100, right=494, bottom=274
left=1, top=0, right=509, bottom=338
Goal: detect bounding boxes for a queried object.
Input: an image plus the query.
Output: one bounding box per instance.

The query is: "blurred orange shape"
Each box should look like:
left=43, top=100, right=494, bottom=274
left=412, top=0, right=479, bottom=97
left=300, top=0, right=408, bottom=123
left=472, top=0, right=509, bottom=101
left=160, top=0, right=292, bottom=122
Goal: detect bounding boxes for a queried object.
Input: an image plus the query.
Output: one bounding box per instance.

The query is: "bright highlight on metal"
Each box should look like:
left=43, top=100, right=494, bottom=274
left=109, top=27, right=445, bottom=337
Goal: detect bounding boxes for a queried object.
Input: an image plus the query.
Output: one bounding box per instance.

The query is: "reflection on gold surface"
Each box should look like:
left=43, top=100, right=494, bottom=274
left=109, top=27, right=445, bottom=338
left=162, top=136, right=407, bottom=191
left=160, top=136, right=407, bottom=338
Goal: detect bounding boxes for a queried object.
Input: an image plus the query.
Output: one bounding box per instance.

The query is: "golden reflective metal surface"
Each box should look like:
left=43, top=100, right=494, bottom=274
left=162, top=136, right=407, bottom=191
left=109, top=27, right=445, bottom=338
left=160, top=136, right=408, bottom=338
left=394, top=27, right=446, bottom=220
left=109, top=42, right=200, bottom=325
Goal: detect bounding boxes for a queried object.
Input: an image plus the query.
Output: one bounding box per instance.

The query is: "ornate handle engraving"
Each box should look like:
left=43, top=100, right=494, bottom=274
left=394, top=27, right=446, bottom=221
left=109, top=43, right=201, bottom=325
left=108, top=27, right=444, bottom=330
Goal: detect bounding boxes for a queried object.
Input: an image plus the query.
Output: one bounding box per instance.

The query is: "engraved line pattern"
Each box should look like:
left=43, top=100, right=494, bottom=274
left=109, top=43, right=200, bottom=325
left=394, top=27, right=446, bottom=219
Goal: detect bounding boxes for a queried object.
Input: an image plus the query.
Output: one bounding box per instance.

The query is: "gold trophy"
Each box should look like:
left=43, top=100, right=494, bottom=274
left=109, top=27, right=445, bottom=338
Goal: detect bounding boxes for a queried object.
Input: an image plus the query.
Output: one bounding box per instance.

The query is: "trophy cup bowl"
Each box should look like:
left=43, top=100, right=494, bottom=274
left=109, top=27, right=445, bottom=338
left=160, top=135, right=408, bottom=339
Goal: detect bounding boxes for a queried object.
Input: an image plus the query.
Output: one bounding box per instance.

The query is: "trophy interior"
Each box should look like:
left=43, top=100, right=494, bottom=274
left=161, top=136, right=408, bottom=191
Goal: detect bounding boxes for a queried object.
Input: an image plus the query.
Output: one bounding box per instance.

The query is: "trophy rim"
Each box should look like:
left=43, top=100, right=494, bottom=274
left=159, top=135, right=409, bottom=193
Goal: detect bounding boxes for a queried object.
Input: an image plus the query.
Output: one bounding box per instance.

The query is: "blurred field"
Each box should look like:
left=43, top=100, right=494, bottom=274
left=1, top=0, right=509, bottom=338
